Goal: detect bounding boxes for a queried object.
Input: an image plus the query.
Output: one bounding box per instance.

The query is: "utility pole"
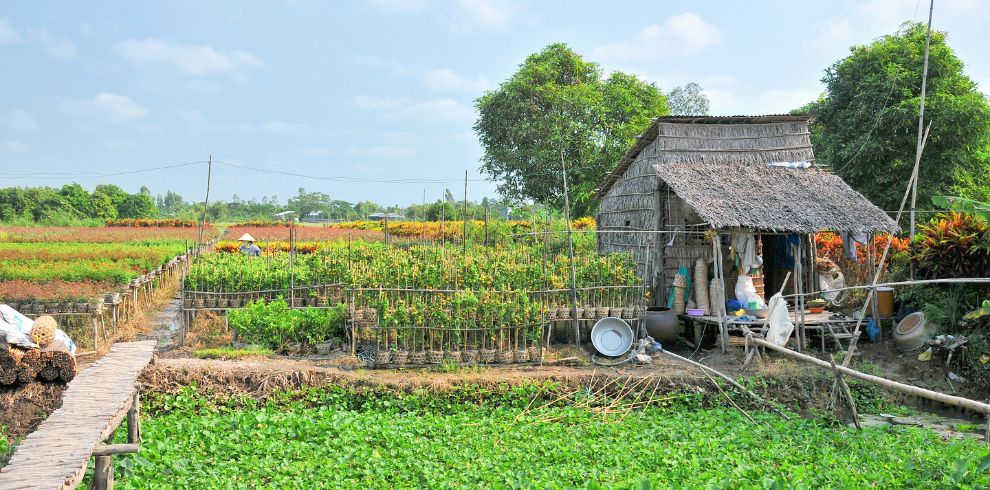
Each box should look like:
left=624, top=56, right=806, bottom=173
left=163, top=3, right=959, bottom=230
left=198, top=155, right=212, bottom=247
left=910, top=0, right=934, bottom=245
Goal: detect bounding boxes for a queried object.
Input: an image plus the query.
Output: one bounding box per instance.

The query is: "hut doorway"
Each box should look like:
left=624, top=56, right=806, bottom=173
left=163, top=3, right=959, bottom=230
left=761, top=233, right=797, bottom=297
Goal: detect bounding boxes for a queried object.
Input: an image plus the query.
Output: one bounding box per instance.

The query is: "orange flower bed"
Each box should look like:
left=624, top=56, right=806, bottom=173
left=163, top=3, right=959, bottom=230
left=815, top=232, right=908, bottom=264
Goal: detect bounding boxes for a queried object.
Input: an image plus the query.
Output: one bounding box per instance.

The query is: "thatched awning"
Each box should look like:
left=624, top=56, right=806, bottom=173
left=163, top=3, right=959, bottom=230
left=654, top=162, right=898, bottom=233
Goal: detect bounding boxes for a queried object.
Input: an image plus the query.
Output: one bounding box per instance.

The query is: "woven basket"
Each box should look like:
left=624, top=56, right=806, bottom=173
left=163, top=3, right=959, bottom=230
left=428, top=350, right=444, bottom=364
left=529, top=345, right=542, bottom=361
left=558, top=307, right=571, bottom=320
left=462, top=349, right=479, bottom=364
left=480, top=349, right=496, bottom=363
left=515, top=349, right=530, bottom=363
left=496, top=350, right=514, bottom=363
left=374, top=350, right=392, bottom=366
left=30, top=315, right=57, bottom=347
left=393, top=350, right=409, bottom=366
left=447, top=351, right=463, bottom=363
left=410, top=351, right=427, bottom=364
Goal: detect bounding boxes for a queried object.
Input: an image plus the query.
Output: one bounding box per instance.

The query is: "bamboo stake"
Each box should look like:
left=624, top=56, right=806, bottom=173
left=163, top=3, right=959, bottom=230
left=829, top=355, right=862, bottom=429
left=746, top=332, right=990, bottom=414
left=660, top=350, right=789, bottom=419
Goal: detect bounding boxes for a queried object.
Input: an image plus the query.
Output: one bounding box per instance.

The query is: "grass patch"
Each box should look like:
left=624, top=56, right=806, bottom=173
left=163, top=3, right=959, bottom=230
left=193, top=346, right=273, bottom=360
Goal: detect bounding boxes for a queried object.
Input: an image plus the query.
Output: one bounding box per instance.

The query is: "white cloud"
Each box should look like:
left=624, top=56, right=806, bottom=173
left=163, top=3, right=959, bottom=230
left=348, top=145, right=417, bottom=159
left=115, top=38, right=263, bottom=77
left=31, top=27, right=76, bottom=59
left=424, top=68, right=490, bottom=92
left=65, top=93, right=147, bottom=123
left=352, top=54, right=418, bottom=76
left=593, top=13, right=721, bottom=60
left=352, top=95, right=475, bottom=122
left=441, top=0, right=520, bottom=32
left=369, top=0, right=428, bottom=14
left=0, top=17, right=23, bottom=44
left=1, top=109, right=38, bottom=131
left=1, top=141, right=26, bottom=153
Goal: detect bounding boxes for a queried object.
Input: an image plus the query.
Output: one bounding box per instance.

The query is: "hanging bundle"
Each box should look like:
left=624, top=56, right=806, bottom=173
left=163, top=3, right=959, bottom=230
left=694, top=258, right=709, bottom=314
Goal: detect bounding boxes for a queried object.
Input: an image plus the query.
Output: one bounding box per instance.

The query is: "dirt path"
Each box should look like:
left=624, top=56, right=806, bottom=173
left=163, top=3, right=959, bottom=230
left=136, top=295, right=183, bottom=351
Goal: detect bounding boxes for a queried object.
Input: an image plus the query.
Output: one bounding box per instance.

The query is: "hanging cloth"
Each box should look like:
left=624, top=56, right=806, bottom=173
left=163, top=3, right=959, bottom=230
left=732, top=233, right=760, bottom=272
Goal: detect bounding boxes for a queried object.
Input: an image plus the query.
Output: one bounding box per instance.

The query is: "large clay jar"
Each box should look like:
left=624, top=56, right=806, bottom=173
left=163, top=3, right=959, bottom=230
left=644, top=306, right=681, bottom=343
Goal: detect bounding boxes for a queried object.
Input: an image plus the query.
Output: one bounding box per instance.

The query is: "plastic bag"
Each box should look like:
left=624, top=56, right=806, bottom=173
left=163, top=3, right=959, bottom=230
left=734, top=275, right=766, bottom=310
left=764, top=293, right=794, bottom=346
left=0, top=304, right=39, bottom=348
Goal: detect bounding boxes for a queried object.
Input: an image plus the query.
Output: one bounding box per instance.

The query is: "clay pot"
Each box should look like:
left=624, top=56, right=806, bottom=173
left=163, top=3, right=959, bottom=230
left=644, top=307, right=681, bottom=343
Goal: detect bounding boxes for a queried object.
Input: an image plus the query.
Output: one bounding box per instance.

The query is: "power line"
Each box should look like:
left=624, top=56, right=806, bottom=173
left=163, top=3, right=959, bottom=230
left=213, top=160, right=487, bottom=184
left=0, top=161, right=208, bottom=180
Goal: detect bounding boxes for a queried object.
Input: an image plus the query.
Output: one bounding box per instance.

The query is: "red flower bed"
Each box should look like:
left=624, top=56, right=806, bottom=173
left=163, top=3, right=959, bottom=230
left=223, top=226, right=383, bottom=242
left=106, top=218, right=197, bottom=227
left=0, top=280, right=117, bottom=302
left=0, top=226, right=214, bottom=243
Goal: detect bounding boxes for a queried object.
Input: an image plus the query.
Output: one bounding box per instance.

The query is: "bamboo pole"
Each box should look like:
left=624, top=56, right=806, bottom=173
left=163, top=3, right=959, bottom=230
left=746, top=332, right=990, bottom=414
left=560, top=153, right=580, bottom=344
left=829, top=355, right=862, bottom=429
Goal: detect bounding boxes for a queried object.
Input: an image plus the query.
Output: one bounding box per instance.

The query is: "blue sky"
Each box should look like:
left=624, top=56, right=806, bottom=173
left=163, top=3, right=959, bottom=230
left=2, top=0, right=988, bottom=206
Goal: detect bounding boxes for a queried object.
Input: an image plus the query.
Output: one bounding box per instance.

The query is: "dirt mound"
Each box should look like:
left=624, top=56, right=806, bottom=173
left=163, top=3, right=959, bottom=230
left=0, top=382, right=66, bottom=439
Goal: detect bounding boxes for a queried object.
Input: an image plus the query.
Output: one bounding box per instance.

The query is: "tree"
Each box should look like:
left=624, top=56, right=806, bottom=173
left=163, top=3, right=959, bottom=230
left=118, top=193, right=157, bottom=218
left=353, top=200, right=383, bottom=219
left=474, top=43, right=668, bottom=216
left=667, top=83, right=710, bottom=115
left=288, top=188, right=333, bottom=218
left=808, top=23, right=990, bottom=211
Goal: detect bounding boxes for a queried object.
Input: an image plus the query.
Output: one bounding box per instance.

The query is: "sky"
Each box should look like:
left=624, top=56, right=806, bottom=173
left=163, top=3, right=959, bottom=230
left=2, top=0, right=989, bottom=207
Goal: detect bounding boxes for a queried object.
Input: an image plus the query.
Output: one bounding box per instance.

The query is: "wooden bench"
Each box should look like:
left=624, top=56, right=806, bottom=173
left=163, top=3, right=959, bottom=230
left=0, top=341, right=156, bottom=490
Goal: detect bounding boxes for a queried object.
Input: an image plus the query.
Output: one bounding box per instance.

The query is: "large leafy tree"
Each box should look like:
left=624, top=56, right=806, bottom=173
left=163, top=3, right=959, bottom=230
left=474, top=43, right=668, bottom=216
left=667, top=83, right=710, bottom=115
left=808, top=22, right=990, bottom=211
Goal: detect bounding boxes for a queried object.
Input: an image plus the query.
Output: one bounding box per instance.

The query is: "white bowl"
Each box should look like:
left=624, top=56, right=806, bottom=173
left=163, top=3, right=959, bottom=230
left=591, top=317, right=634, bottom=357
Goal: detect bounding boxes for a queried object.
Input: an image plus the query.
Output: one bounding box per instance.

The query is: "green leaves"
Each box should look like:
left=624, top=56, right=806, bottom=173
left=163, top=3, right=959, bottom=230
left=112, top=388, right=990, bottom=489
left=227, top=297, right=347, bottom=349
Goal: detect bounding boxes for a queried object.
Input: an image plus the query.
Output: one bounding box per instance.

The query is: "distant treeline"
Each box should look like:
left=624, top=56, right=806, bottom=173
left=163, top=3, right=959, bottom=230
left=0, top=185, right=551, bottom=226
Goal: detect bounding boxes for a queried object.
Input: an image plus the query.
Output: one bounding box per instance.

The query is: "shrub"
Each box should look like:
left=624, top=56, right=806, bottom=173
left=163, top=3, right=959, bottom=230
left=911, top=211, right=990, bottom=279
left=227, top=297, right=346, bottom=348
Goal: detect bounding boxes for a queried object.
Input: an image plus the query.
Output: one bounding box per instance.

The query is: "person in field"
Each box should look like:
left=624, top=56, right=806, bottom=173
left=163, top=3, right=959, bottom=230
left=238, top=233, right=261, bottom=257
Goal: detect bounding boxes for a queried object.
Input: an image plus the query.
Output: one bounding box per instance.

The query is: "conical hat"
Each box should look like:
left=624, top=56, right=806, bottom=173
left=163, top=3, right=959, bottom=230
left=238, top=233, right=256, bottom=242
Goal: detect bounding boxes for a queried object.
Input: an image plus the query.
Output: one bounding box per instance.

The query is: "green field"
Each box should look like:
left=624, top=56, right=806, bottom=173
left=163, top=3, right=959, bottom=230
left=105, top=387, right=990, bottom=489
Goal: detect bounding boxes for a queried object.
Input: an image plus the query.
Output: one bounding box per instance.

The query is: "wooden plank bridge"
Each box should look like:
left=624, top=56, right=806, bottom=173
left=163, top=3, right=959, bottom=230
left=0, top=341, right=156, bottom=490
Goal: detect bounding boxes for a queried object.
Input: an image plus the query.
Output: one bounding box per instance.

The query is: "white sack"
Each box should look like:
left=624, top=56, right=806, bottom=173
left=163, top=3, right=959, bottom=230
left=734, top=275, right=766, bottom=310
left=0, top=304, right=38, bottom=348
left=765, top=293, right=794, bottom=347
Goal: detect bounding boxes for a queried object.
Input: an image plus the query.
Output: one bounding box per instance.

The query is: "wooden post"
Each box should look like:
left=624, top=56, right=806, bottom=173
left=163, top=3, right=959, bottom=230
left=198, top=155, right=212, bottom=247
left=830, top=355, right=862, bottom=429
left=462, top=170, right=468, bottom=256
left=89, top=456, right=114, bottom=489
left=560, top=153, right=580, bottom=344
left=127, top=388, right=141, bottom=443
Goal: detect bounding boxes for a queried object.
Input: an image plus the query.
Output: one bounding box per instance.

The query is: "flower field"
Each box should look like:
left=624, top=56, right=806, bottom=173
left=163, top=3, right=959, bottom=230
left=0, top=226, right=208, bottom=303
left=222, top=225, right=383, bottom=243
left=185, top=239, right=642, bottom=358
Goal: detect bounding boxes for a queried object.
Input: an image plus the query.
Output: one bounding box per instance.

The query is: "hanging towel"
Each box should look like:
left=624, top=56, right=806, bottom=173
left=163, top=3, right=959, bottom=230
left=841, top=232, right=869, bottom=260
left=732, top=233, right=759, bottom=271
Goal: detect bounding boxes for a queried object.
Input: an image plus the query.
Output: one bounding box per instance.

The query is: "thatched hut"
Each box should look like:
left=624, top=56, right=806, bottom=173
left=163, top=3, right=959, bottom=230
left=595, top=115, right=897, bottom=319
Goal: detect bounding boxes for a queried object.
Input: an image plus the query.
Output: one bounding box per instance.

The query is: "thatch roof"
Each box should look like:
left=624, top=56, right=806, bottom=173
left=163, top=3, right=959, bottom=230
left=596, top=115, right=898, bottom=233
left=655, top=163, right=897, bottom=233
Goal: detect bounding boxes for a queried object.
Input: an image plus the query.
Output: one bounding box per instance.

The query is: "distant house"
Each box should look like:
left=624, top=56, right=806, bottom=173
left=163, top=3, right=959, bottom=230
left=368, top=212, right=404, bottom=221
left=273, top=210, right=297, bottom=222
